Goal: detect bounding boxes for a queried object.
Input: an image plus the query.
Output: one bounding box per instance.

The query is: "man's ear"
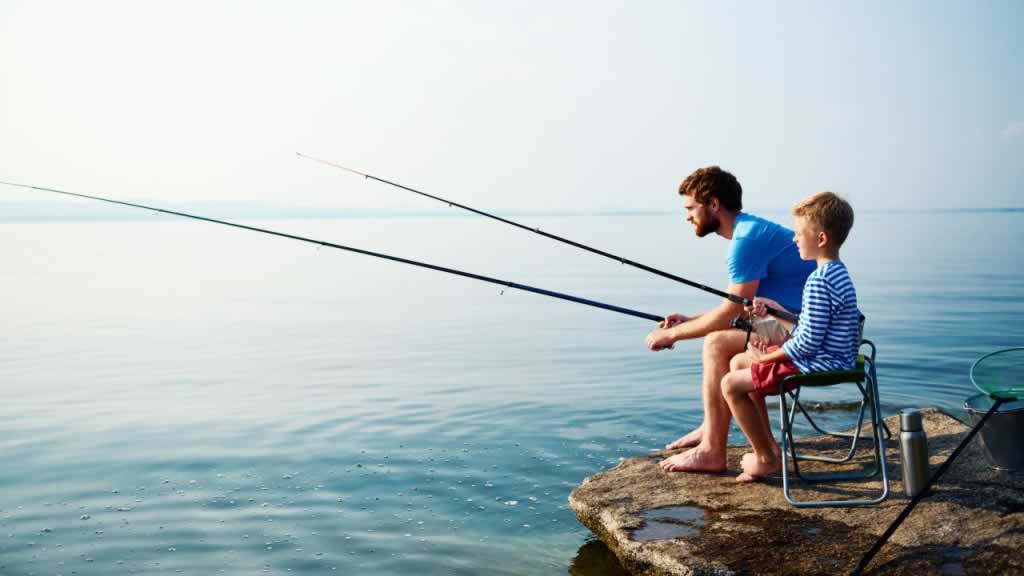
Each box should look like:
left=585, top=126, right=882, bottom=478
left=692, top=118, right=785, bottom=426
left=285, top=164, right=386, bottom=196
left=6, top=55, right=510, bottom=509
left=708, top=197, right=720, bottom=213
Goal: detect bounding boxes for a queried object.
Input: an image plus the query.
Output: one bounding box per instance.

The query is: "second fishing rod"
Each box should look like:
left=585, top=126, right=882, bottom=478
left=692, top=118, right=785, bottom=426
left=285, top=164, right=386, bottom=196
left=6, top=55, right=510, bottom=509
left=0, top=179, right=662, bottom=324
left=298, top=153, right=798, bottom=325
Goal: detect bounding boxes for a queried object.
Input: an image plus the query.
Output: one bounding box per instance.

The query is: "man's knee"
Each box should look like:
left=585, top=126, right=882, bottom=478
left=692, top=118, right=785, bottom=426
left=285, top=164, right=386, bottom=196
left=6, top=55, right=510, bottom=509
left=704, top=330, right=742, bottom=360
left=729, top=353, right=747, bottom=372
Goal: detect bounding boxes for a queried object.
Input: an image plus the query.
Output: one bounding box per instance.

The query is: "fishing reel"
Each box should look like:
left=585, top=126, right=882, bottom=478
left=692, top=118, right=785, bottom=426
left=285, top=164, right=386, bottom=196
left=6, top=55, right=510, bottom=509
left=730, top=316, right=754, bottom=332
left=731, top=316, right=755, bottom=347
left=731, top=314, right=790, bottom=349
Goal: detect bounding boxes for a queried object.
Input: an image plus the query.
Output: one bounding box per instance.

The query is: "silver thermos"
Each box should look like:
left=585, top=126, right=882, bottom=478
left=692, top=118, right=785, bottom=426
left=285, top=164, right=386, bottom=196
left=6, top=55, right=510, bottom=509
left=899, top=409, right=930, bottom=497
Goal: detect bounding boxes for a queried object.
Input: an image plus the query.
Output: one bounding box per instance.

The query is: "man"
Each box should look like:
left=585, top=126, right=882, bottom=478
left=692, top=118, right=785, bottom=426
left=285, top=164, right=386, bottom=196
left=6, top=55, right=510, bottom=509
left=645, top=166, right=814, bottom=472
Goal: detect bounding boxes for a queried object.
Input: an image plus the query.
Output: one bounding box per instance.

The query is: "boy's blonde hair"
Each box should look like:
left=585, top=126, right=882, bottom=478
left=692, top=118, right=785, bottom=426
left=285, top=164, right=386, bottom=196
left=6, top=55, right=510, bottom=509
left=792, top=192, right=854, bottom=247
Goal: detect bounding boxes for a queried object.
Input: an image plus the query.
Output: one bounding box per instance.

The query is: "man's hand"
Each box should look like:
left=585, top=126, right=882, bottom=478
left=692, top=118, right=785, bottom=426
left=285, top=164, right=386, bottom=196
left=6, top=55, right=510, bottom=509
left=645, top=327, right=677, bottom=351
left=659, top=313, right=689, bottom=329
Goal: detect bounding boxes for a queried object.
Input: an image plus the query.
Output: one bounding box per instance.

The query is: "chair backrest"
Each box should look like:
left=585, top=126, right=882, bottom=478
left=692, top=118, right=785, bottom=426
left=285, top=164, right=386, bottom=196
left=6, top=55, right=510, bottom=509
left=857, top=314, right=878, bottom=368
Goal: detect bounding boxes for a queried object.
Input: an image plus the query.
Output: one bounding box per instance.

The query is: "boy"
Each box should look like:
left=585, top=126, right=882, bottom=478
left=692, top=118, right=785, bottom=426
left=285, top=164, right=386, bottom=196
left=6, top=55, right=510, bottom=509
left=720, top=191, right=860, bottom=482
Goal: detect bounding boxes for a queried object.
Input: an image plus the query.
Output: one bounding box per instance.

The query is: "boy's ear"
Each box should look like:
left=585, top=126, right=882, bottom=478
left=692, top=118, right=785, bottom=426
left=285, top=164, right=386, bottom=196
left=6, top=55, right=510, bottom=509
left=816, top=230, right=829, bottom=248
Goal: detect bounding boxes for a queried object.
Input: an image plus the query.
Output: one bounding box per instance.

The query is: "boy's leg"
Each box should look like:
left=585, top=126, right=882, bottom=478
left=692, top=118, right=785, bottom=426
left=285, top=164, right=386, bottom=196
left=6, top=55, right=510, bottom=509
left=721, top=366, right=781, bottom=481
left=727, top=354, right=776, bottom=453
left=733, top=353, right=781, bottom=458
left=750, top=392, right=781, bottom=457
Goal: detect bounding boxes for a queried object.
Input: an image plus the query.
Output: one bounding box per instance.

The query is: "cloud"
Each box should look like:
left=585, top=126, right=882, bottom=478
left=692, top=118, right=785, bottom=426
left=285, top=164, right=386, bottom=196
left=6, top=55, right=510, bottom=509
left=1003, top=121, right=1024, bottom=139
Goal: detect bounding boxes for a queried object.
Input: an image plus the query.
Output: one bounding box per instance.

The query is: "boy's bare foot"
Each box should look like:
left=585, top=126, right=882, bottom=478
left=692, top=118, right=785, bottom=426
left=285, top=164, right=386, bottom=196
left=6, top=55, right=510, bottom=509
left=665, top=426, right=704, bottom=450
left=659, top=446, right=727, bottom=473
left=735, top=451, right=781, bottom=482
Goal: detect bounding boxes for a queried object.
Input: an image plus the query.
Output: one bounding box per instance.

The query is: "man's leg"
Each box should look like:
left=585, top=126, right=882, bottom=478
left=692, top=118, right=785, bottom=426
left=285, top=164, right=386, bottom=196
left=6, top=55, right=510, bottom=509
left=665, top=344, right=776, bottom=454
left=665, top=425, right=703, bottom=450
left=660, top=329, right=748, bottom=472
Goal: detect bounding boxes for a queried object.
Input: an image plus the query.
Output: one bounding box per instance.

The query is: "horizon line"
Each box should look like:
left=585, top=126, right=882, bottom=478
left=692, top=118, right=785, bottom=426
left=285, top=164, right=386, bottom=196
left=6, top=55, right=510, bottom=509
left=0, top=200, right=1021, bottom=222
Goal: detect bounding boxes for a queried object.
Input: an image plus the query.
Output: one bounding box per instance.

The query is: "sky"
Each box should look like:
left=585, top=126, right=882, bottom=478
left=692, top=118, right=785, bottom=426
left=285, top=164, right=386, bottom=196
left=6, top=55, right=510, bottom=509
left=1, top=0, right=1021, bottom=215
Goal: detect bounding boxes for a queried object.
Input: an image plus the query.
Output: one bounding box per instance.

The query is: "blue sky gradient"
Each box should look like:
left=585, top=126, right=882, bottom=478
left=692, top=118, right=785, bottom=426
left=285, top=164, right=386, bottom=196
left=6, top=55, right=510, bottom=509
left=1, top=1, right=1021, bottom=215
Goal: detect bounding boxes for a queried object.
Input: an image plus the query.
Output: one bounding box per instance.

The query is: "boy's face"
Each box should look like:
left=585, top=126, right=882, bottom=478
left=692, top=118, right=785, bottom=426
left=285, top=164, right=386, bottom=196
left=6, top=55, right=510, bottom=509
left=793, top=216, right=825, bottom=260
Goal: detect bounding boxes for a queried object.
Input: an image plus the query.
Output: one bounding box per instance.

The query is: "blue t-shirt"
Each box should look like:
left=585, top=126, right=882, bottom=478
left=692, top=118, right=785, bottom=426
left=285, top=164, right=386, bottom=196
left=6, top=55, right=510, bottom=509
left=727, top=212, right=814, bottom=312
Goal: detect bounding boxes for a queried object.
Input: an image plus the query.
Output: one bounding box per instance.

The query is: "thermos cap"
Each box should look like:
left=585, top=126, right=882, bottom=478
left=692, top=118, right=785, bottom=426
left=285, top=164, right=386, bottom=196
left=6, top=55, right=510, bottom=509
left=900, top=408, right=923, bottom=432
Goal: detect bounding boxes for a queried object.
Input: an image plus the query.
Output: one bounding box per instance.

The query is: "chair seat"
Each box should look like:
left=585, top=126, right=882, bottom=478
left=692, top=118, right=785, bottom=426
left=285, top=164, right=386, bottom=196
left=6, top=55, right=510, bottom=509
left=783, top=355, right=866, bottom=387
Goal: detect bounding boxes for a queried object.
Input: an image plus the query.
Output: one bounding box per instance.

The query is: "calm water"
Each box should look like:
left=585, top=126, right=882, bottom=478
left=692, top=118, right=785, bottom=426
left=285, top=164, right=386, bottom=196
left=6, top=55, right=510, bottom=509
left=1, top=210, right=1022, bottom=575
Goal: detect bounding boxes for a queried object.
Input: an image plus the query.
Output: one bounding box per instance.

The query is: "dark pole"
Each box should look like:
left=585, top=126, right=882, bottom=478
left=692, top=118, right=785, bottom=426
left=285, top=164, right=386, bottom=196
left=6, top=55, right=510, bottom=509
left=0, top=180, right=663, bottom=323
left=298, top=153, right=799, bottom=325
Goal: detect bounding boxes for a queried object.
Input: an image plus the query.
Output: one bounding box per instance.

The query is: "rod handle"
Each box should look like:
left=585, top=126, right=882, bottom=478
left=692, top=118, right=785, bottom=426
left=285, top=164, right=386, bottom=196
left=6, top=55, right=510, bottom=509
left=765, top=306, right=798, bottom=324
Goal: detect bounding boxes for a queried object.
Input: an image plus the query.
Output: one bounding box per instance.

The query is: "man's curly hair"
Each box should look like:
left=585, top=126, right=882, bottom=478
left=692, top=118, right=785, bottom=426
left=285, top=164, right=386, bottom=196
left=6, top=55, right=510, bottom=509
left=678, top=166, right=742, bottom=212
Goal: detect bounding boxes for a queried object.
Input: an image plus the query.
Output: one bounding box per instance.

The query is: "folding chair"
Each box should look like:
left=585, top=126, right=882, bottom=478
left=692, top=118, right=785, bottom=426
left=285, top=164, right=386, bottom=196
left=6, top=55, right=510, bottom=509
left=777, top=317, right=890, bottom=507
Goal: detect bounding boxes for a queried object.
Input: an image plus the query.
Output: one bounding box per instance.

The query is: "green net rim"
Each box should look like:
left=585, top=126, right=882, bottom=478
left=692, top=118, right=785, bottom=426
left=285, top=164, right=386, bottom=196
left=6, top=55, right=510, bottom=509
left=970, top=347, right=1024, bottom=400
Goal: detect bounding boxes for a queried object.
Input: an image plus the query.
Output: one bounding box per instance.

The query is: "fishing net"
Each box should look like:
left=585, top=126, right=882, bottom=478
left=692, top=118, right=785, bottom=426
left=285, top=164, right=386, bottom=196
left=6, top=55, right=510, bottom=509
left=970, top=347, right=1024, bottom=400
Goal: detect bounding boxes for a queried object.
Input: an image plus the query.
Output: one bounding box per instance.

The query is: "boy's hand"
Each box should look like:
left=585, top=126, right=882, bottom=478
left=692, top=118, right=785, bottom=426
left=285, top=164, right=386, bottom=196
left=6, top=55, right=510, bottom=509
left=749, top=334, right=767, bottom=351
left=746, top=341, right=765, bottom=361
left=748, top=297, right=784, bottom=318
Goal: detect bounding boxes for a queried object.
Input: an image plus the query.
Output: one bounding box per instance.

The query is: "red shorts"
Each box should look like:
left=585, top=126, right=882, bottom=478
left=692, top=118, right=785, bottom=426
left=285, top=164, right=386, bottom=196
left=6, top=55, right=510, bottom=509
left=751, top=346, right=802, bottom=398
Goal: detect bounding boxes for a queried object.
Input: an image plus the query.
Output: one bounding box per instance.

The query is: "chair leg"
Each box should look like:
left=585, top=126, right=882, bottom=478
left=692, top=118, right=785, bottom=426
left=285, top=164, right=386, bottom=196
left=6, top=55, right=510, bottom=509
left=785, top=387, right=806, bottom=480
left=871, top=371, right=890, bottom=501
left=793, top=385, right=868, bottom=465
left=780, top=372, right=890, bottom=507
left=780, top=384, right=797, bottom=505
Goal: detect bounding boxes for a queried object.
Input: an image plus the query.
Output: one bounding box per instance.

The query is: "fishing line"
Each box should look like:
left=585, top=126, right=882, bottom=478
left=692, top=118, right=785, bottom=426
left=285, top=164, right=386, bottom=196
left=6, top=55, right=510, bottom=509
left=297, top=152, right=799, bottom=324
left=0, top=180, right=663, bottom=323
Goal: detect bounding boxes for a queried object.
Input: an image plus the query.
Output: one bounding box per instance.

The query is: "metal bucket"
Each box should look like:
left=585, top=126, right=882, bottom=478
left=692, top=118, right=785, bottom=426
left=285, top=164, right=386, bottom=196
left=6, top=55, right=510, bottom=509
left=964, top=394, right=1024, bottom=471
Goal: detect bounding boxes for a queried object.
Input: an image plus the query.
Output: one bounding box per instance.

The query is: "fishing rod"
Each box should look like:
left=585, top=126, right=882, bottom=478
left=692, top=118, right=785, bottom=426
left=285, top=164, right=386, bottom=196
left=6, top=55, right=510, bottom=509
left=851, top=397, right=1006, bottom=575
left=298, top=152, right=799, bottom=325
left=0, top=180, right=662, bottom=323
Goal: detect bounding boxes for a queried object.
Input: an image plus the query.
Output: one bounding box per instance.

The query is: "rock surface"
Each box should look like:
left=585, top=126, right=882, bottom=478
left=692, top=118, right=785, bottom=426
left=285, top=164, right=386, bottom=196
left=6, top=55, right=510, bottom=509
left=569, top=409, right=1024, bottom=575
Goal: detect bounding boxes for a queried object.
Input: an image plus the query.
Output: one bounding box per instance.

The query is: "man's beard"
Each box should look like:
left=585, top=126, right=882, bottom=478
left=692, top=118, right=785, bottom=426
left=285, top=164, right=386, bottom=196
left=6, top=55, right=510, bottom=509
left=694, top=214, right=721, bottom=237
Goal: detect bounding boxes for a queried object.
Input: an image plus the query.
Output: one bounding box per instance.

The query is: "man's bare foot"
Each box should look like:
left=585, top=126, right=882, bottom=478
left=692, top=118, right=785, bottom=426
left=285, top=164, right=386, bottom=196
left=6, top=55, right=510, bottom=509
left=659, top=446, right=727, bottom=473
left=665, top=426, right=704, bottom=450
left=735, top=451, right=781, bottom=482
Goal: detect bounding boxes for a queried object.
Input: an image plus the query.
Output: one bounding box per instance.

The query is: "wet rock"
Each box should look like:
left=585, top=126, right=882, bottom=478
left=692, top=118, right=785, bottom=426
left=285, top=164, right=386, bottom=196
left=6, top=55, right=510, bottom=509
left=569, top=409, right=1024, bottom=575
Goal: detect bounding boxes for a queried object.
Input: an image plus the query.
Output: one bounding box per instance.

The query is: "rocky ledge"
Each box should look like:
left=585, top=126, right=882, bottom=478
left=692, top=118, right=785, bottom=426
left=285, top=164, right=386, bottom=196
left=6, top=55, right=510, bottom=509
left=569, top=409, right=1024, bottom=575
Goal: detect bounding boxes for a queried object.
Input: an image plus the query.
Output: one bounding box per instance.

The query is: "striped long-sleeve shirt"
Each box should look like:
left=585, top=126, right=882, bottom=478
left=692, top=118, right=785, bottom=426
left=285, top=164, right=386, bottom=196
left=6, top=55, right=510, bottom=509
left=781, top=261, right=860, bottom=373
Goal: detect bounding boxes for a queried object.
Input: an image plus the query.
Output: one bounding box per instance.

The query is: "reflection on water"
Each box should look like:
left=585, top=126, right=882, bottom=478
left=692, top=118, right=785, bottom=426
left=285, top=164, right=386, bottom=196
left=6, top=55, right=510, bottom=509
left=1, top=212, right=1022, bottom=574
left=569, top=539, right=629, bottom=575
